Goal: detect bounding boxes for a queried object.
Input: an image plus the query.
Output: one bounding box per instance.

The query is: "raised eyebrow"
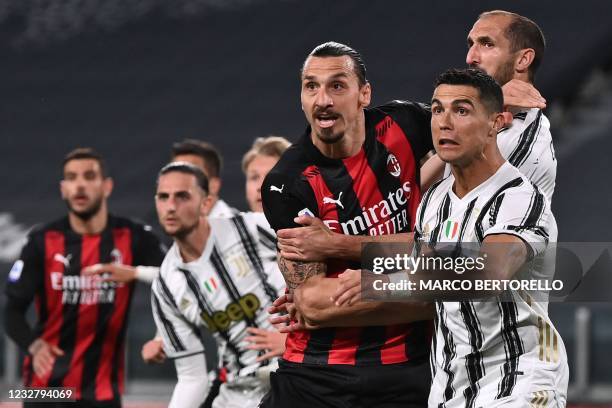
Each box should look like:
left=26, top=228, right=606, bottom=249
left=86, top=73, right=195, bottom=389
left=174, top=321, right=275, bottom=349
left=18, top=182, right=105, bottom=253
left=431, top=98, right=442, bottom=106
left=452, top=99, right=475, bottom=108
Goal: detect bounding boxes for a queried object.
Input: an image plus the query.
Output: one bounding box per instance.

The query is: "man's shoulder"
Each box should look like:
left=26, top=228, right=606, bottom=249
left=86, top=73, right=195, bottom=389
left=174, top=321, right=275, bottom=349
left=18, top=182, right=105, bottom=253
left=372, top=100, right=431, bottom=120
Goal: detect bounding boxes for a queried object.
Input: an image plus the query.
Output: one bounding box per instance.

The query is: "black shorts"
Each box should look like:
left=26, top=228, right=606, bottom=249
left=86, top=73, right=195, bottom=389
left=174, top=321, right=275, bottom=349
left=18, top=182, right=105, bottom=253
left=259, top=358, right=431, bottom=408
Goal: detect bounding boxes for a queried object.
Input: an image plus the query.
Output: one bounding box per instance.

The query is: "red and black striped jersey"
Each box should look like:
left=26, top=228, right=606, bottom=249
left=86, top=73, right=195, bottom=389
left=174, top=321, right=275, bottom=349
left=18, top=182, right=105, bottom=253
left=5, top=215, right=165, bottom=402
left=261, top=100, right=434, bottom=366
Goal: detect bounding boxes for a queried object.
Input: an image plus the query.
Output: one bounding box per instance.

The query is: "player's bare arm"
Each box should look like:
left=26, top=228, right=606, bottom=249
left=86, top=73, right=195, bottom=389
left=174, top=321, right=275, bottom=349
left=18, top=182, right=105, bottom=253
left=277, top=255, right=327, bottom=291
left=334, top=234, right=529, bottom=306
left=277, top=216, right=413, bottom=262
left=270, top=273, right=433, bottom=330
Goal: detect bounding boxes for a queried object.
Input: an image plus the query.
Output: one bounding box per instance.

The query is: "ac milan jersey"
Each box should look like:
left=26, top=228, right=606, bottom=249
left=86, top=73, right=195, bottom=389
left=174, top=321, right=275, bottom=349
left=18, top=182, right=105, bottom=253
left=415, top=162, right=568, bottom=407
left=5, top=215, right=165, bottom=402
left=261, top=100, right=434, bottom=366
left=152, top=212, right=285, bottom=377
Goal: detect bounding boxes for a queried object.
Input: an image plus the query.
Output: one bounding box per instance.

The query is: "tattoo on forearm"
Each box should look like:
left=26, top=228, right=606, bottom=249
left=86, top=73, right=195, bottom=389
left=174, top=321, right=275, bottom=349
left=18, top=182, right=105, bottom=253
left=278, top=256, right=326, bottom=291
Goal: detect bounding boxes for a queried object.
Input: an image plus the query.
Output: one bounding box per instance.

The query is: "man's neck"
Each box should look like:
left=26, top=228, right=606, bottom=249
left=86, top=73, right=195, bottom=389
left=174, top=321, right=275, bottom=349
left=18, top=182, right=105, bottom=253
left=68, top=207, right=108, bottom=235
left=312, top=111, right=366, bottom=159
left=451, top=153, right=505, bottom=199
left=176, top=219, right=210, bottom=263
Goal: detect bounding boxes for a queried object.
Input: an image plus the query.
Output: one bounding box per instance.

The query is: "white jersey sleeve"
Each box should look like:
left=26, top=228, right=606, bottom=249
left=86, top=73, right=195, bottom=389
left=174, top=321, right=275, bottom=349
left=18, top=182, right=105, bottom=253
left=168, top=354, right=209, bottom=408
left=484, top=182, right=551, bottom=257
left=151, top=277, right=205, bottom=359
left=498, top=109, right=556, bottom=202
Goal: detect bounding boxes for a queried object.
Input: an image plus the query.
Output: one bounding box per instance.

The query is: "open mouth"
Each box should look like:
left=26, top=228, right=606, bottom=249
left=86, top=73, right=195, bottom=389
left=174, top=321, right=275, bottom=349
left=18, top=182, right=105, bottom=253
left=439, top=138, right=459, bottom=146
left=315, top=112, right=339, bottom=128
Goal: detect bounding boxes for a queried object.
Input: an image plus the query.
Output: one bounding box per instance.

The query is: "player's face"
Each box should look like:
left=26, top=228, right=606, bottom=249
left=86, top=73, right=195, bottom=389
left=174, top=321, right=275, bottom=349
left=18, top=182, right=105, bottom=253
left=61, top=159, right=112, bottom=220
left=301, top=55, right=371, bottom=145
left=431, top=84, right=498, bottom=166
left=245, top=154, right=279, bottom=213
left=155, top=172, right=209, bottom=239
left=466, top=15, right=517, bottom=86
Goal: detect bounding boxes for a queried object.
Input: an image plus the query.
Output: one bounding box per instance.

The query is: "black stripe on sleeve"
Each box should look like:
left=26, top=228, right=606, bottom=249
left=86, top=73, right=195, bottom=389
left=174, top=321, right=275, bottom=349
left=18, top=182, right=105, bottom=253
left=257, top=225, right=277, bottom=251
left=152, top=292, right=185, bottom=352
left=475, top=177, right=524, bottom=243
left=508, top=111, right=542, bottom=168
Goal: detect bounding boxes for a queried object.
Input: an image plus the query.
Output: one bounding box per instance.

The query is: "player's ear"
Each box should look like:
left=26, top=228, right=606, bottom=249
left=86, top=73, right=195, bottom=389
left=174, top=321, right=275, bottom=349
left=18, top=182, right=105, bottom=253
left=201, top=194, right=213, bottom=217
left=103, top=177, right=114, bottom=198
left=359, top=82, right=372, bottom=108
left=60, top=180, right=67, bottom=199
left=515, top=48, right=535, bottom=75
left=208, top=177, right=221, bottom=198
left=491, top=112, right=505, bottom=135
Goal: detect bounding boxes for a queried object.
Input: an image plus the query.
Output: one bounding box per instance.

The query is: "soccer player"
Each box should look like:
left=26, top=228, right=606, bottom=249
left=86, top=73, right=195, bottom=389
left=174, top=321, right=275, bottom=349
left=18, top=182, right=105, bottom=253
left=83, top=139, right=238, bottom=284
left=171, top=139, right=238, bottom=218
left=4, top=148, right=165, bottom=408
left=336, top=68, right=568, bottom=407
left=260, top=42, right=436, bottom=407
left=151, top=162, right=286, bottom=408
left=276, top=10, right=553, bottom=264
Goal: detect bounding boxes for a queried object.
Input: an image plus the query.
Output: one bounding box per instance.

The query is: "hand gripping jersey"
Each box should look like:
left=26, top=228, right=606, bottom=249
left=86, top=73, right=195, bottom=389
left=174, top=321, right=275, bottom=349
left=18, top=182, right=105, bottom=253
left=261, top=101, right=434, bottom=366
left=152, top=212, right=285, bottom=378
left=417, top=162, right=568, bottom=408
left=5, top=215, right=165, bottom=402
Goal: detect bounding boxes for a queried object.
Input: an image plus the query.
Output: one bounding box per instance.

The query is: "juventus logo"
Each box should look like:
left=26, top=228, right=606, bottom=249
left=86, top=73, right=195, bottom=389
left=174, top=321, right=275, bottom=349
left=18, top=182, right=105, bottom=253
left=323, top=192, right=344, bottom=210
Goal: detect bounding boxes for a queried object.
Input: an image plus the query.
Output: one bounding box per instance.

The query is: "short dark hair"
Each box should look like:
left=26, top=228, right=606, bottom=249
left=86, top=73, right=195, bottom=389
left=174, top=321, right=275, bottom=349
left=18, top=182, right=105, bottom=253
left=479, top=10, right=546, bottom=81
left=62, top=147, right=108, bottom=178
left=435, top=68, right=503, bottom=114
left=171, top=139, right=222, bottom=178
left=158, top=162, right=209, bottom=195
left=303, top=41, right=368, bottom=86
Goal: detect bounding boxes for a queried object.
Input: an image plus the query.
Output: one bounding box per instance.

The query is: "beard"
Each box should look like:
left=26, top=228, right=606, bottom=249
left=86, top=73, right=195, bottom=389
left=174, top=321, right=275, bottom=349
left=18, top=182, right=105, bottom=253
left=468, top=59, right=514, bottom=86
left=65, top=195, right=103, bottom=221
left=314, top=128, right=345, bottom=145
left=162, top=219, right=199, bottom=240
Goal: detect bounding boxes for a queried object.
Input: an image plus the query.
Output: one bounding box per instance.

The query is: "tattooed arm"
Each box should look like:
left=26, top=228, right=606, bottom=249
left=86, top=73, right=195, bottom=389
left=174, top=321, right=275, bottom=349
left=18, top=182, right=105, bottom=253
left=277, top=255, right=327, bottom=292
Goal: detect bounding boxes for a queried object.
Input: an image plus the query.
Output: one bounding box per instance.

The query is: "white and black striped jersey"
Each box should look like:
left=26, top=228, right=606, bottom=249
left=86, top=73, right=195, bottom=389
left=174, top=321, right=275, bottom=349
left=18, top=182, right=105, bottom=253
left=151, top=212, right=284, bottom=377
left=444, top=108, right=556, bottom=202
left=209, top=198, right=239, bottom=218
left=417, top=162, right=568, bottom=408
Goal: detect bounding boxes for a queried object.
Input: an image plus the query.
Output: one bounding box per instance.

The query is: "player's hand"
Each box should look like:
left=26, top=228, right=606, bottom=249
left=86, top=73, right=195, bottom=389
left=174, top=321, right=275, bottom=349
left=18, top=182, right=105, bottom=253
left=332, top=269, right=363, bottom=306
left=244, top=327, right=287, bottom=362
left=28, top=338, right=64, bottom=378
left=83, top=263, right=136, bottom=283
left=277, top=216, right=335, bottom=262
left=141, top=338, right=166, bottom=364
left=268, top=294, right=296, bottom=326
left=502, top=79, right=546, bottom=111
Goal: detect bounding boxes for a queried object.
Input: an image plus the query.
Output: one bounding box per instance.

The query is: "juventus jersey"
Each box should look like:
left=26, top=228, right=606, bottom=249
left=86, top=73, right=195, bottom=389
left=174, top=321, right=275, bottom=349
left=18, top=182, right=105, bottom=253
left=417, top=162, right=568, bottom=408
left=444, top=108, right=556, bottom=202
left=151, top=212, right=284, bottom=377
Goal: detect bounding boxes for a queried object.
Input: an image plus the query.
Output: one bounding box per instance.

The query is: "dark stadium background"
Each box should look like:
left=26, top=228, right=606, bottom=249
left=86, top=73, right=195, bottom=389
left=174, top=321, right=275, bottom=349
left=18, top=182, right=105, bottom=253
left=1, top=0, right=611, bottom=406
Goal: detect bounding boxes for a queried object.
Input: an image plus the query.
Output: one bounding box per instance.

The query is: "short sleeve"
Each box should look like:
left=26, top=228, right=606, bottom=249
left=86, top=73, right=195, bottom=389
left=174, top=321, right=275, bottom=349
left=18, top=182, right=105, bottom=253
left=484, top=186, right=551, bottom=257
left=261, top=171, right=314, bottom=232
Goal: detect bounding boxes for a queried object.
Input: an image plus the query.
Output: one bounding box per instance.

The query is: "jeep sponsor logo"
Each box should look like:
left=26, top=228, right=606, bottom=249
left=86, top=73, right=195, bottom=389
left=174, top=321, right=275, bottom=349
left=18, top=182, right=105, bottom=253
left=200, top=293, right=260, bottom=333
